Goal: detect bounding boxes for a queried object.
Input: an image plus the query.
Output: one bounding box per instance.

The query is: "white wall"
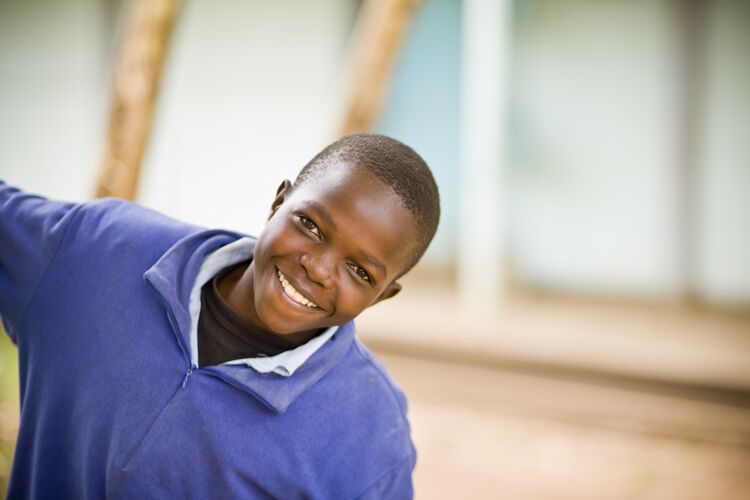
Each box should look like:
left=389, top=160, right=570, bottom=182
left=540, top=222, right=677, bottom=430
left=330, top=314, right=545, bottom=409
left=0, top=0, right=355, bottom=241
left=510, top=0, right=683, bottom=298
left=139, top=0, right=355, bottom=237
left=0, top=0, right=108, bottom=201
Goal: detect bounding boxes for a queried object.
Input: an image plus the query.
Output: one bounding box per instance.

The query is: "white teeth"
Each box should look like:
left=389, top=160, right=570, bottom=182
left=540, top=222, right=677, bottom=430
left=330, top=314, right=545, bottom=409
left=277, top=270, right=318, bottom=308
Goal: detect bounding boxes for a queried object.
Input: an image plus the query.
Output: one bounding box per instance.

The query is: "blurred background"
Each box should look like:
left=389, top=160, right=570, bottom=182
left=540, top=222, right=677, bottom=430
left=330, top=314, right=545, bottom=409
left=1, top=0, right=749, bottom=498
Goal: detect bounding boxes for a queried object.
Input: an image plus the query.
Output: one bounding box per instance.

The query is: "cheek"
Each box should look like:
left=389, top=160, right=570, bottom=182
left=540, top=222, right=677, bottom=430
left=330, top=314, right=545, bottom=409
left=256, top=218, right=297, bottom=257
left=335, top=281, right=378, bottom=315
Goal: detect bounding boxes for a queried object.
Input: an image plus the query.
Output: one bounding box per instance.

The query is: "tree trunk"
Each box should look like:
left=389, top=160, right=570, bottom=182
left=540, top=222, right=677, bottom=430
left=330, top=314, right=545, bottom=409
left=94, top=0, right=182, bottom=200
left=339, top=0, right=420, bottom=136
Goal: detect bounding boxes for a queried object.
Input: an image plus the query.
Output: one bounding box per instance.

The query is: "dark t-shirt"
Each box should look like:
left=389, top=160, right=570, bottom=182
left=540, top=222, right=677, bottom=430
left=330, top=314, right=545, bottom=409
left=197, top=263, right=302, bottom=367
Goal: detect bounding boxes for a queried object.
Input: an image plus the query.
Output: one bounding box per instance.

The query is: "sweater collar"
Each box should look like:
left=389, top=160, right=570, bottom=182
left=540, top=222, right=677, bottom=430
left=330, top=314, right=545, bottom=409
left=209, top=322, right=354, bottom=413
left=144, top=229, right=241, bottom=358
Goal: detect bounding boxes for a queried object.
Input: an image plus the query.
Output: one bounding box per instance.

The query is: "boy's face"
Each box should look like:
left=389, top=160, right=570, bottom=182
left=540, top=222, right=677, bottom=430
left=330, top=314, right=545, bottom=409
left=243, top=163, right=417, bottom=336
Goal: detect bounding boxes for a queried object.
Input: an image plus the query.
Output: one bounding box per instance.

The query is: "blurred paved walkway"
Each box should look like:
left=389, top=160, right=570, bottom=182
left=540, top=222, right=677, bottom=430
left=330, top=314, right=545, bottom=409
left=373, top=350, right=750, bottom=500
left=358, top=283, right=750, bottom=391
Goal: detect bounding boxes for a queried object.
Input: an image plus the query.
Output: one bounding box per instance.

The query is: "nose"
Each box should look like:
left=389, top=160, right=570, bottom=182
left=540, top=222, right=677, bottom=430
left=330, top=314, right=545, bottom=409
left=300, top=252, right=334, bottom=289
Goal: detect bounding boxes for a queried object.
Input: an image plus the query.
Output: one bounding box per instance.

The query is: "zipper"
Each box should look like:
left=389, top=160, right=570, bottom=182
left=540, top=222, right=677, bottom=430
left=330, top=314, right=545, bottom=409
left=163, top=306, right=198, bottom=389
left=162, top=307, right=190, bottom=364
left=181, top=364, right=197, bottom=389
left=146, top=280, right=198, bottom=389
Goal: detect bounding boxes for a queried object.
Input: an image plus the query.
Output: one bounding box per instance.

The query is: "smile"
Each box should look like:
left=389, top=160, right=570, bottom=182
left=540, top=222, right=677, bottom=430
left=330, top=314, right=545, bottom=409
left=277, top=269, right=319, bottom=308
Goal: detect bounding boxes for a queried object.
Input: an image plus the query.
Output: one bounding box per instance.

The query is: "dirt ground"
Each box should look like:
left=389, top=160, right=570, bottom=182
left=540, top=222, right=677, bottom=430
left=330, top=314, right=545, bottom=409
left=374, top=350, right=750, bottom=500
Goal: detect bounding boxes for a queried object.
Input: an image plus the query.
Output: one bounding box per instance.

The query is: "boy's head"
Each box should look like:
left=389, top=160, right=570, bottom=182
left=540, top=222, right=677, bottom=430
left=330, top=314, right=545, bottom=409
left=246, top=133, right=440, bottom=336
left=293, top=133, right=440, bottom=274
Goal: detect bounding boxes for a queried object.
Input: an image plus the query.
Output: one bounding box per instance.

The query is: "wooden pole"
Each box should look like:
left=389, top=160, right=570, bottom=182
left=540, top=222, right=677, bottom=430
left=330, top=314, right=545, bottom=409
left=338, top=0, right=420, bottom=136
left=94, top=0, right=182, bottom=200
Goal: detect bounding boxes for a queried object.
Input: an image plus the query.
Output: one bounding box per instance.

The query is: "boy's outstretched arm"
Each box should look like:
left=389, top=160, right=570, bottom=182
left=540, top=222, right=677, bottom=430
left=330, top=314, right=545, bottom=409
left=0, top=181, right=78, bottom=341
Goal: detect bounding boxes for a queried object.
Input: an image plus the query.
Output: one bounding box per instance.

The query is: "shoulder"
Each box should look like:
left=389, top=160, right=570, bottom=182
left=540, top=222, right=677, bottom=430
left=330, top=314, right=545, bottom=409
left=350, top=337, right=411, bottom=415
left=314, top=334, right=412, bottom=424
left=317, top=335, right=416, bottom=456
left=333, top=338, right=416, bottom=497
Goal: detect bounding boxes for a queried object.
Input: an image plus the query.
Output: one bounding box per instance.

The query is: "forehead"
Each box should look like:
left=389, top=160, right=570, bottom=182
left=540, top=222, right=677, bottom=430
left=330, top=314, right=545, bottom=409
left=289, top=165, right=416, bottom=276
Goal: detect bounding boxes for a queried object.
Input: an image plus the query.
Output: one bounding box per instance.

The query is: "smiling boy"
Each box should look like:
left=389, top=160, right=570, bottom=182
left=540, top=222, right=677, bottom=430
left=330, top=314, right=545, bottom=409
left=0, top=133, right=440, bottom=499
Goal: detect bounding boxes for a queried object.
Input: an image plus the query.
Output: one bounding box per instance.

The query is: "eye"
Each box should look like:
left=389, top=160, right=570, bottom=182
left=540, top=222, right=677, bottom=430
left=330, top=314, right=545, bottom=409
left=299, top=215, right=320, bottom=238
left=348, top=263, right=371, bottom=282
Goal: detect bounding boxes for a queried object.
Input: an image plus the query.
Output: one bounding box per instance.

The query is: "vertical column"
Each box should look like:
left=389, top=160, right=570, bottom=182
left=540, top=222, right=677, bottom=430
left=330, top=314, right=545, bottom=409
left=675, top=0, right=708, bottom=302
left=458, top=0, right=510, bottom=314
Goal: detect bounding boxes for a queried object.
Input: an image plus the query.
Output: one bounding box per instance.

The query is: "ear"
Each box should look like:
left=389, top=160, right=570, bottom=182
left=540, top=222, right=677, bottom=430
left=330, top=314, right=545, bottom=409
left=269, top=180, right=293, bottom=220
left=371, top=281, right=402, bottom=306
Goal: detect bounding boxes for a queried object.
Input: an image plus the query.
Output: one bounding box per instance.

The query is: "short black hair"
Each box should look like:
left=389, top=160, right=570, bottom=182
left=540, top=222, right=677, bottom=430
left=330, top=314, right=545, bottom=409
left=293, top=133, right=440, bottom=277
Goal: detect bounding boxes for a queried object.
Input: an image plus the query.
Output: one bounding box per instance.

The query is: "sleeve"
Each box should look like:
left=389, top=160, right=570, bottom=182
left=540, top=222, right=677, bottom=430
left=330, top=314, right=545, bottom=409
left=355, top=456, right=415, bottom=500
left=0, top=181, right=79, bottom=340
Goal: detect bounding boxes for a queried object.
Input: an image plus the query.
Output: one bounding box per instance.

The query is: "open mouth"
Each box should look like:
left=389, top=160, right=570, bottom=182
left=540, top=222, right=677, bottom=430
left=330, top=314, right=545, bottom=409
left=277, top=269, right=319, bottom=308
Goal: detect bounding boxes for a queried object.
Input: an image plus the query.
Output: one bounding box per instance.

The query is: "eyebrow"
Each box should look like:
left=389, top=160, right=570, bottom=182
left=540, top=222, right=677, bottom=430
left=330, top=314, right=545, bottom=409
left=307, top=202, right=336, bottom=230
left=359, top=250, right=386, bottom=279
left=306, top=201, right=387, bottom=278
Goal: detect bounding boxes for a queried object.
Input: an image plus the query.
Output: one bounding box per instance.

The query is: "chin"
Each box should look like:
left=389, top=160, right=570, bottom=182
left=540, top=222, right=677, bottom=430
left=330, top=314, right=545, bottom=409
left=254, top=263, right=326, bottom=335
left=254, top=293, right=308, bottom=336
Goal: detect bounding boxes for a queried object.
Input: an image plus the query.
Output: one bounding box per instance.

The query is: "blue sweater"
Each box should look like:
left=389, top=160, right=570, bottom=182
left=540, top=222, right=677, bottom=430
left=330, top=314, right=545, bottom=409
left=0, top=182, right=416, bottom=499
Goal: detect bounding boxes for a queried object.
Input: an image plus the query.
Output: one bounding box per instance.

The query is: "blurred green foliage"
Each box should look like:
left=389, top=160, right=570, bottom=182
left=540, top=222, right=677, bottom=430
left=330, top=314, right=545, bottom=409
left=0, top=325, right=18, bottom=497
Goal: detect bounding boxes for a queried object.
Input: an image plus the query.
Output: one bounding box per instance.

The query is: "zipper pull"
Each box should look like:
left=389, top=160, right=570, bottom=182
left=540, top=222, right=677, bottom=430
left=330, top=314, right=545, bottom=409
left=181, top=365, right=196, bottom=389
